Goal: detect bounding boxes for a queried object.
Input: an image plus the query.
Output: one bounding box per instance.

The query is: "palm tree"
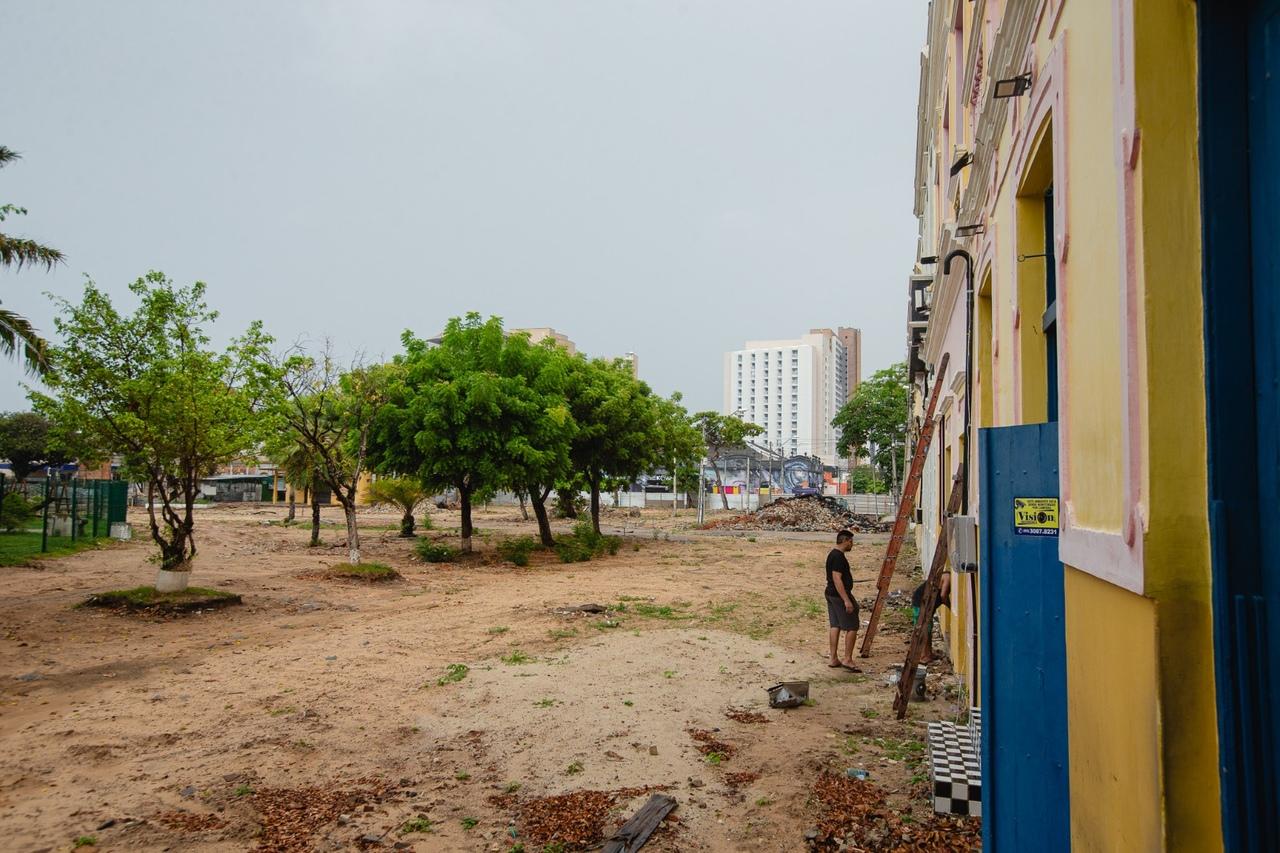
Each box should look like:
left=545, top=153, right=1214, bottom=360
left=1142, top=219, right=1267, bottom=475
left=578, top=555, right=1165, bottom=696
left=1, top=146, right=64, bottom=376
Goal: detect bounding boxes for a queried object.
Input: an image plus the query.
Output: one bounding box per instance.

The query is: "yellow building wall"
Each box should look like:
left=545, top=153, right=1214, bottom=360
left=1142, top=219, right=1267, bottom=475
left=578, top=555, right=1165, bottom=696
left=955, top=1, right=1221, bottom=848
left=1064, top=567, right=1162, bottom=850
left=1133, top=1, right=1221, bottom=847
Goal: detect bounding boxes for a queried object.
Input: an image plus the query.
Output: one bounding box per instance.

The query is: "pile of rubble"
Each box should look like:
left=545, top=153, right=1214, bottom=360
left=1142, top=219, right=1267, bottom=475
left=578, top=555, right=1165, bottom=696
left=703, top=495, right=892, bottom=533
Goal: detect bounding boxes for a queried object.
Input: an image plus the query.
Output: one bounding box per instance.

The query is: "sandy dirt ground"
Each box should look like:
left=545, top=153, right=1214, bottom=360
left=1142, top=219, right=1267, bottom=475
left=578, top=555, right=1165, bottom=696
left=0, top=504, right=973, bottom=852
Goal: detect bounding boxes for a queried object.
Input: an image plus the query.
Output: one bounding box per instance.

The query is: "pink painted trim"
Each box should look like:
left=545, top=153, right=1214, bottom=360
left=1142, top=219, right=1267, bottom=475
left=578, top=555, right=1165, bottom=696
left=1057, top=0, right=1144, bottom=590
left=1059, top=527, right=1144, bottom=594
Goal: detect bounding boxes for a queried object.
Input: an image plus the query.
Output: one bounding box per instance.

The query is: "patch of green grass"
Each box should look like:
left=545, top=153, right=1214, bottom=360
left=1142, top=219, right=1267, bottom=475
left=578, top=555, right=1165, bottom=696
left=497, top=536, right=538, bottom=567
left=786, top=596, right=823, bottom=620
left=884, top=605, right=917, bottom=632
left=861, top=708, right=880, bottom=719
left=866, top=736, right=926, bottom=764
left=268, top=706, right=295, bottom=717
left=72, top=836, right=97, bottom=848
left=488, top=625, right=509, bottom=635
left=436, top=663, right=470, bottom=685
left=326, top=561, right=400, bottom=581
left=233, top=784, right=254, bottom=797
left=591, top=619, right=621, bottom=630
left=415, top=539, right=457, bottom=563
left=533, top=698, right=556, bottom=708
left=401, top=817, right=434, bottom=833
left=747, top=536, right=756, bottom=542
left=548, top=628, right=578, bottom=639
left=565, top=761, right=583, bottom=775
left=543, top=843, right=567, bottom=853
left=455, top=770, right=471, bottom=781
left=707, top=602, right=739, bottom=620
left=461, top=817, right=478, bottom=830
left=501, top=650, right=532, bottom=665
left=843, top=736, right=860, bottom=755
left=623, top=700, right=634, bottom=707
left=631, top=602, right=691, bottom=620
left=0, top=531, right=107, bottom=567
left=704, top=752, right=726, bottom=765
left=504, top=781, right=522, bottom=794
left=755, top=797, right=773, bottom=807
left=81, top=585, right=241, bottom=612
left=663, top=670, right=677, bottom=679
left=801, top=697, right=817, bottom=707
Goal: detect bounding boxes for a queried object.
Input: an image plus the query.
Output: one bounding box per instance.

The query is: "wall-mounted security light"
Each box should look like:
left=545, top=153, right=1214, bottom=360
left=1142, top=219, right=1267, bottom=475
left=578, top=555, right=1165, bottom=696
left=955, top=223, right=986, bottom=238
left=992, top=72, right=1032, bottom=99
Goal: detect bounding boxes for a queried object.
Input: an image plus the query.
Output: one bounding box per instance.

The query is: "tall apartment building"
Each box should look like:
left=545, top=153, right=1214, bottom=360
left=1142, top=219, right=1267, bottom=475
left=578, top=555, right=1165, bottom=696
left=722, top=328, right=857, bottom=463
left=837, top=327, right=862, bottom=401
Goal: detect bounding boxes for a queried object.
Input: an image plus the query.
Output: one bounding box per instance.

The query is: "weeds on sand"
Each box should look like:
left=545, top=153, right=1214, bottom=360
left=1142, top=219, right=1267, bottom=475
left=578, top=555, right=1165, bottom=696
left=436, top=663, right=470, bottom=685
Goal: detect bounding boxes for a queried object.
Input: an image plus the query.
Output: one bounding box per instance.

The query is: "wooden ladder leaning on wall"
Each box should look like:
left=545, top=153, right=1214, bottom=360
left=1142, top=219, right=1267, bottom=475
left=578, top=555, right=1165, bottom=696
left=859, top=351, right=950, bottom=658
left=894, top=467, right=964, bottom=718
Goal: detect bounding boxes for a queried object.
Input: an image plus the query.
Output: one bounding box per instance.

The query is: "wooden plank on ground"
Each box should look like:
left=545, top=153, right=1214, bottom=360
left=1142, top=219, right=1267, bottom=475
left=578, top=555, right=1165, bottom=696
left=601, top=794, right=677, bottom=853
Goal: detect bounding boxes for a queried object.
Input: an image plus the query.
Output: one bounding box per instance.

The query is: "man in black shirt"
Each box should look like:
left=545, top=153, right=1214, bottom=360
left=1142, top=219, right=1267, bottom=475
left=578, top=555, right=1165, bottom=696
left=825, top=529, right=860, bottom=671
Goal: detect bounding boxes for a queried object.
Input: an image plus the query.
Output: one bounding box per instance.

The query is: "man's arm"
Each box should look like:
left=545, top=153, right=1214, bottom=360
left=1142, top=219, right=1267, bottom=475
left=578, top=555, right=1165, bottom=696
left=831, top=572, right=854, bottom=613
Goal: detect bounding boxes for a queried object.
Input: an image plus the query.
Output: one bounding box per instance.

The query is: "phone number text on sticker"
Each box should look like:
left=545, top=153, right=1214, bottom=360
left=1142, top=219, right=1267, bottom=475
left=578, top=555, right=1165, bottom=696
left=1013, top=497, right=1059, bottom=537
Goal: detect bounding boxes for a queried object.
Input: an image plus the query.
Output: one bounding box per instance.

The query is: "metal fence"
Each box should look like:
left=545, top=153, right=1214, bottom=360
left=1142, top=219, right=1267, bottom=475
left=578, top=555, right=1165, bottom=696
left=0, top=477, right=128, bottom=553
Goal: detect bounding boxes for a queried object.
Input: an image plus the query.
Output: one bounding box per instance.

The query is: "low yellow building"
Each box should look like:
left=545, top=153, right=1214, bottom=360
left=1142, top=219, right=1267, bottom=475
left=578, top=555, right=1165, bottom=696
left=909, top=1, right=1276, bottom=849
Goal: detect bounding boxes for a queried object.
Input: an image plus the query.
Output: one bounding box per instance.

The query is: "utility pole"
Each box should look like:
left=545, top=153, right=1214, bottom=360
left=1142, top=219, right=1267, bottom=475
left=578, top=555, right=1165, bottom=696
left=745, top=455, right=751, bottom=511
left=697, top=462, right=705, bottom=525
left=671, top=458, right=677, bottom=518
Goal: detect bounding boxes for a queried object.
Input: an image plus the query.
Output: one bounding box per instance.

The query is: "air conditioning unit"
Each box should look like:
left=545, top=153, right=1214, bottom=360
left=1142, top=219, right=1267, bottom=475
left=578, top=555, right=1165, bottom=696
left=947, top=515, right=978, bottom=573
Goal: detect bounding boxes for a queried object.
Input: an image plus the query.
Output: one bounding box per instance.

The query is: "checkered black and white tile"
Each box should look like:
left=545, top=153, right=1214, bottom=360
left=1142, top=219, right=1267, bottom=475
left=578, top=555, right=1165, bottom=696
left=927, top=719, right=982, bottom=817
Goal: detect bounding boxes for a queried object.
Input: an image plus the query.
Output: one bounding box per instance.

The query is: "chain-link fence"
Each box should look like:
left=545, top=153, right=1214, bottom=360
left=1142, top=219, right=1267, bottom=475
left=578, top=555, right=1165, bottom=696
left=0, top=477, right=128, bottom=560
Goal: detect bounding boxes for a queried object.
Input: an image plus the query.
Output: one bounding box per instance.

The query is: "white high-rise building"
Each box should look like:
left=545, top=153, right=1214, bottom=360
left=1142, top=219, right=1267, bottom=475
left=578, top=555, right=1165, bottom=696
left=723, top=328, right=855, bottom=464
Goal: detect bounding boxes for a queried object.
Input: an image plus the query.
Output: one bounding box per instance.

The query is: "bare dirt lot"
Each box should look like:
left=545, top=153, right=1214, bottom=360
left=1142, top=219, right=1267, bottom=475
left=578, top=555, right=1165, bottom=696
left=0, top=504, right=975, bottom=852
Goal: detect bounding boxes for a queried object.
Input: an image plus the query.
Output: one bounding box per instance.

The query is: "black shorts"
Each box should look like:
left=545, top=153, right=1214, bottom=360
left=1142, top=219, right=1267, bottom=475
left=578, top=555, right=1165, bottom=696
left=826, top=594, right=860, bottom=631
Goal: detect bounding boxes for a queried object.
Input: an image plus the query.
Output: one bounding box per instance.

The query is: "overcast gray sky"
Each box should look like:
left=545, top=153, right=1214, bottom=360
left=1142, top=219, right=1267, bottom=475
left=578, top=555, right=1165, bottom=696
left=2, top=1, right=923, bottom=412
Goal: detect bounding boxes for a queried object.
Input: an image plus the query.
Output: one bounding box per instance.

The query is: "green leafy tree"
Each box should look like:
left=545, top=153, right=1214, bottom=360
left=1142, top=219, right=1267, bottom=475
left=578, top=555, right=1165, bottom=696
left=833, top=362, right=909, bottom=495
left=692, top=412, right=763, bottom=510
left=565, top=357, right=659, bottom=533
left=0, top=411, right=68, bottom=482
left=364, top=476, right=427, bottom=538
left=651, top=393, right=706, bottom=506
left=264, top=343, right=392, bottom=564
left=369, top=315, right=572, bottom=553
left=0, top=146, right=64, bottom=376
left=508, top=338, right=576, bottom=547
left=30, top=273, right=272, bottom=577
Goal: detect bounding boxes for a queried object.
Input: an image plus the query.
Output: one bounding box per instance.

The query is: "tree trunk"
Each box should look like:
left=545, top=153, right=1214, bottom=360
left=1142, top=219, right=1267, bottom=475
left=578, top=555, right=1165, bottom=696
left=529, top=487, right=554, bottom=547
left=399, top=509, right=415, bottom=538
left=518, top=492, right=529, bottom=521
left=310, top=497, right=321, bottom=547
left=342, top=500, right=360, bottom=564
left=459, top=486, right=473, bottom=553
left=286, top=487, right=296, bottom=523
left=589, top=472, right=602, bottom=534
left=557, top=486, right=578, bottom=519
left=711, top=457, right=730, bottom=510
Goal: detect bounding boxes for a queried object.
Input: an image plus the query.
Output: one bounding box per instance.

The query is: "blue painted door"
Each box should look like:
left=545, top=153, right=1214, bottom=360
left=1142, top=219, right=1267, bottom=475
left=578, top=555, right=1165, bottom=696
left=978, top=423, right=1070, bottom=852
left=1201, top=1, right=1280, bottom=846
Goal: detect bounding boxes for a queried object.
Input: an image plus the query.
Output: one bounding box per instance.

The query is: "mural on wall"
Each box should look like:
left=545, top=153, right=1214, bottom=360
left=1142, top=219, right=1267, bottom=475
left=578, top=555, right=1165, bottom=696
left=636, top=455, right=825, bottom=494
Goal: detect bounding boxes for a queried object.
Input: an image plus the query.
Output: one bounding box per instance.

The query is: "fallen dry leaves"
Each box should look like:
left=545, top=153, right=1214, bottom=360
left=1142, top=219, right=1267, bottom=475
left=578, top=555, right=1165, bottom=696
left=811, top=772, right=981, bottom=852
left=517, top=785, right=669, bottom=849
left=249, top=777, right=392, bottom=853
left=687, top=728, right=737, bottom=759
left=724, top=708, right=770, bottom=724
